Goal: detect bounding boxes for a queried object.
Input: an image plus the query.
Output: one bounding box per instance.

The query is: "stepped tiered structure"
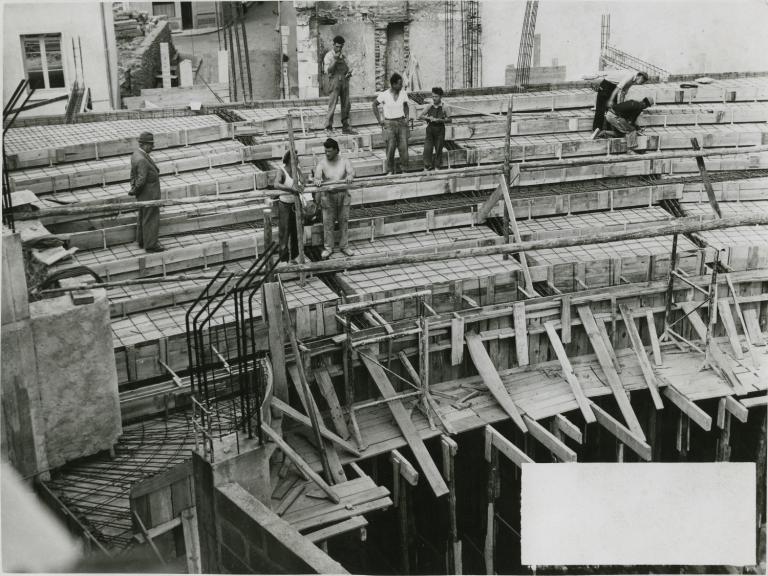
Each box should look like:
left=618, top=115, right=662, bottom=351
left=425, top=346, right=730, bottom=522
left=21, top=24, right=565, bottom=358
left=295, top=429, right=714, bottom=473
left=3, top=72, right=768, bottom=574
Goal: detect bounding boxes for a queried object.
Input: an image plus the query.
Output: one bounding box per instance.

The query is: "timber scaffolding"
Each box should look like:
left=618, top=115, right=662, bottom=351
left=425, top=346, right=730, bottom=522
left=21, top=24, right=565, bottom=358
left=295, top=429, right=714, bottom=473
left=7, top=73, right=768, bottom=572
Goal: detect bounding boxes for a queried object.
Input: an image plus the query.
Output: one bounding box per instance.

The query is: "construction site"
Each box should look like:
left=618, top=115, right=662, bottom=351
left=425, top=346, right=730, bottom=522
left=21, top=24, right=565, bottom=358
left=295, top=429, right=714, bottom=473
left=2, top=1, right=767, bottom=574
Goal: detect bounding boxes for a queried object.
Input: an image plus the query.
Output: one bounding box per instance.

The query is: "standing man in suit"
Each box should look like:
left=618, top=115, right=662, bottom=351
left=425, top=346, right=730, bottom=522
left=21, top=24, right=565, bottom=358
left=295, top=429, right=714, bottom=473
left=129, top=132, right=164, bottom=252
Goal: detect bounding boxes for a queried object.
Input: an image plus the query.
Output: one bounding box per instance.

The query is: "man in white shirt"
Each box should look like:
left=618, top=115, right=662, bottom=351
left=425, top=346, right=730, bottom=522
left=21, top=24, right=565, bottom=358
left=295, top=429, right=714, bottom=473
left=371, top=72, right=410, bottom=174
left=323, top=35, right=356, bottom=134
left=586, top=68, right=648, bottom=134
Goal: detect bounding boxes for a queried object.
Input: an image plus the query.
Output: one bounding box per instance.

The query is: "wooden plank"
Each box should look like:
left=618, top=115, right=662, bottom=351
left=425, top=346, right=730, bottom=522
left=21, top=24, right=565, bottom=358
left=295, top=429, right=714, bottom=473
left=359, top=348, right=449, bottom=498
left=690, top=137, right=722, bottom=218
left=451, top=317, right=465, bottom=366
left=561, top=295, right=571, bottom=344
left=522, top=414, right=577, bottom=462
left=553, top=414, right=582, bottom=444
left=499, top=174, right=535, bottom=294
left=130, top=460, right=192, bottom=499
left=305, top=516, right=368, bottom=543
left=542, top=321, right=596, bottom=423
left=263, top=283, right=288, bottom=402
left=484, top=425, right=534, bottom=468
left=147, top=487, right=174, bottom=527
left=391, top=450, right=419, bottom=486
left=646, top=309, right=663, bottom=366
left=619, top=304, right=664, bottom=409
left=725, top=274, right=758, bottom=363
left=262, top=424, right=340, bottom=503
left=662, top=386, right=712, bottom=431
left=724, top=396, right=749, bottom=423
left=314, top=367, right=351, bottom=440
left=134, top=516, right=181, bottom=543
left=590, top=402, right=652, bottom=461
left=595, top=318, right=621, bottom=374
left=181, top=508, right=201, bottom=574
left=465, top=333, right=528, bottom=433
left=272, top=397, right=360, bottom=457
left=742, top=308, right=766, bottom=346
left=476, top=184, right=502, bottom=222
left=718, top=299, right=744, bottom=359
left=513, top=302, right=529, bottom=367
left=577, top=305, right=645, bottom=439
left=741, top=395, right=768, bottom=408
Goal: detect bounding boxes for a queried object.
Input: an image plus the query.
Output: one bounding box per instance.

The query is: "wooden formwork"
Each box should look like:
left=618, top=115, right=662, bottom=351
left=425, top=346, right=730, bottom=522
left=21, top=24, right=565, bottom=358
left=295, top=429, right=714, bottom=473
left=112, top=277, right=338, bottom=386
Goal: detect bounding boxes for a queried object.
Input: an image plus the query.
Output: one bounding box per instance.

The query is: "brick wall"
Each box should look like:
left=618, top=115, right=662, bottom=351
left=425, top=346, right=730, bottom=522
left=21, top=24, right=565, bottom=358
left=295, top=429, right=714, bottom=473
left=119, top=21, right=176, bottom=99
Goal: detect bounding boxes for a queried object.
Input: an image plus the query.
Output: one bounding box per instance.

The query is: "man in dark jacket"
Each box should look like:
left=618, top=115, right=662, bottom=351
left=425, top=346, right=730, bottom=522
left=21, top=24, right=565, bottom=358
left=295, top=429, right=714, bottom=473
left=129, top=132, right=164, bottom=252
left=604, top=96, right=654, bottom=136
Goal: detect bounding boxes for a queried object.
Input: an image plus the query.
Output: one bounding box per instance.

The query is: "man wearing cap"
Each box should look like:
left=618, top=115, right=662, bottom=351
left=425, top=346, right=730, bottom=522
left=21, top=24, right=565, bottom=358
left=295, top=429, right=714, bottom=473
left=323, top=35, right=356, bottom=135
left=314, top=138, right=355, bottom=259
left=128, top=132, right=164, bottom=252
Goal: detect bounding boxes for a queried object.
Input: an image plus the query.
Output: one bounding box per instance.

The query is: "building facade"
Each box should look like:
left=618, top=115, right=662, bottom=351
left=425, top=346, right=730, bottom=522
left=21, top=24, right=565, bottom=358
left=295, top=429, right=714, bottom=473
left=3, top=2, right=120, bottom=116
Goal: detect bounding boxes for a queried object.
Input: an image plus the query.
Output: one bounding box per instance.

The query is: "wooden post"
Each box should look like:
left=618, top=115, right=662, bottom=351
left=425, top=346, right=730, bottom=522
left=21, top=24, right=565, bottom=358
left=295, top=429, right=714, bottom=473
left=716, top=398, right=732, bottom=462
left=441, top=436, right=461, bottom=575
left=286, top=112, right=306, bottom=285
left=344, top=322, right=354, bottom=410
left=160, top=42, right=171, bottom=88
left=484, top=445, right=498, bottom=575
left=502, top=98, right=513, bottom=256
left=756, top=411, right=766, bottom=539
left=263, top=205, right=273, bottom=247
left=391, top=450, right=418, bottom=575
left=262, top=283, right=287, bottom=403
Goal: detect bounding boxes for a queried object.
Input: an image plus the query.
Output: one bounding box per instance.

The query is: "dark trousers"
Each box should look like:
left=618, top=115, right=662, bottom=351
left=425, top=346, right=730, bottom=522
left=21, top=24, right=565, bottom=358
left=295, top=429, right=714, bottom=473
left=277, top=200, right=299, bottom=261
left=136, top=206, right=160, bottom=249
left=593, top=79, right=618, bottom=131
left=325, top=77, right=351, bottom=130
left=383, top=118, right=409, bottom=173
left=321, top=191, right=351, bottom=250
left=423, top=123, right=445, bottom=170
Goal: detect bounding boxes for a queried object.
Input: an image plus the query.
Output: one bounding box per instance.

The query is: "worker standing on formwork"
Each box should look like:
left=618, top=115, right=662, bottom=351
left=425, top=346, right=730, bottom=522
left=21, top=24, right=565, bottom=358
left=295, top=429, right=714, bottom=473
left=128, top=132, right=164, bottom=252
left=372, top=73, right=410, bottom=175
left=314, top=138, right=356, bottom=259
left=586, top=69, right=648, bottom=137
left=419, top=87, right=452, bottom=171
left=324, top=35, right=356, bottom=135
left=274, top=151, right=300, bottom=262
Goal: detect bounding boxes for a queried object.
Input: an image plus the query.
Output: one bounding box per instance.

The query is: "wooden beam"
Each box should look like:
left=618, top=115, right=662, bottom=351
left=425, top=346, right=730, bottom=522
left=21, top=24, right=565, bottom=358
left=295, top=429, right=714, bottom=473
left=261, top=424, right=340, bottom=503
left=718, top=299, right=744, bottom=359
left=577, top=305, right=645, bottom=439
left=543, top=321, right=596, bottom=423
left=279, top=214, right=768, bottom=275
left=590, top=402, right=652, bottom=461
left=477, top=184, right=503, bottom=222
left=553, top=414, right=583, bottom=444
left=595, top=317, right=622, bottom=374
left=742, top=308, right=766, bottom=346
left=741, top=395, right=768, bottom=409
left=391, top=450, right=419, bottom=486
left=305, top=516, right=368, bottom=543
left=466, top=333, right=528, bottom=433
left=724, top=396, right=749, bottom=423
left=484, top=425, right=534, bottom=467
left=619, top=304, right=664, bottom=409
left=441, top=435, right=462, bottom=575
left=271, top=397, right=361, bottom=457
left=359, top=348, right=449, bottom=498
left=724, top=274, right=759, bottom=365
left=451, top=317, right=465, bottom=366
left=646, top=309, right=663, bottom=366
left=513, top=302, right=529, bottom=367
left=662, top=386, right=712, bottom=431
left=690, top=137, right=723, bottom=218
left=314, top=367, right=352, bottom=440
left=522, top=414, right=577, bottom=462
left=181, top=508, right=202, bottom=574
left=499, top=174, right=535, bottom=294
left=262, top=283, right=288, bottom=402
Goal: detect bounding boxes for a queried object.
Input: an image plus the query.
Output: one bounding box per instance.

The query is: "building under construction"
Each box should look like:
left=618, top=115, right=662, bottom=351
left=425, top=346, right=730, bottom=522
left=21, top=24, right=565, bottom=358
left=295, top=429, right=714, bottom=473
left=2, top=1, right=767, bottom=574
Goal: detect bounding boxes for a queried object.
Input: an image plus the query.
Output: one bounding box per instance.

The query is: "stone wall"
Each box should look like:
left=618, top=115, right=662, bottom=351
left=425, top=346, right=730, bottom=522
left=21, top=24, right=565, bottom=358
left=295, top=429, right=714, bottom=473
left=119, top=20, right=176, bottom=99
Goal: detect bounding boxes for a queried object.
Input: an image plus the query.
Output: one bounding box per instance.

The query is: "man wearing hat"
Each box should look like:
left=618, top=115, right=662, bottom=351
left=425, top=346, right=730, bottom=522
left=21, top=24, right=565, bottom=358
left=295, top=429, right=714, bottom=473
left=313, top=138, right=355, bottom=259
left=128, top=132, right=164, bottom=252
left=323, top=35, right=356, bottom=135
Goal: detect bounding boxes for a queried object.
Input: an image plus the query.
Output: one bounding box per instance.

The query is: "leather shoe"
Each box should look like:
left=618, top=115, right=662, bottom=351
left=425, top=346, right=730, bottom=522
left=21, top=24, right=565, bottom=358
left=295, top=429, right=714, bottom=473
left=321, top=249, right=333, bottom=260
left=146, top=245, right=165, bottom=253
left=340, top=247, right=354, bottom=257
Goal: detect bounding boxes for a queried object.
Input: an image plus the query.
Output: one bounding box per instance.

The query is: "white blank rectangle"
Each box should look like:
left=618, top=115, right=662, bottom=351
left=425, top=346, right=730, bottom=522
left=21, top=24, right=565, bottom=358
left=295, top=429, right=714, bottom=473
left=521, top=463, right=755, bottom=566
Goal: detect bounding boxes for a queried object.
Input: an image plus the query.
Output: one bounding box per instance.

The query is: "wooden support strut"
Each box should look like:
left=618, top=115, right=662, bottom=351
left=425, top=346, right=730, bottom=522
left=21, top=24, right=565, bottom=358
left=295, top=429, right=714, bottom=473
left=543, top=321, right=596, bottom=423
left=618, top=304, right=664, bottom=409
left=466, top=332, right=528, bottom=433
left=589, top=402, right=652, bottom=461
left=441, top=435, right=462, bottom=575
left=578, top=305, right=645, bottom=439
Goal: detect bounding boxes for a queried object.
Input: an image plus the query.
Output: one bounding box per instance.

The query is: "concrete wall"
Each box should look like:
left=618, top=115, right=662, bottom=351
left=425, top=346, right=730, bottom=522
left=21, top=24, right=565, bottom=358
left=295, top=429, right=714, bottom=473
left=28, top=291, right=122, bottom=469
left=215, top=483, right=347, bottom=574
left=2, top=2, right=119, bottom=115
